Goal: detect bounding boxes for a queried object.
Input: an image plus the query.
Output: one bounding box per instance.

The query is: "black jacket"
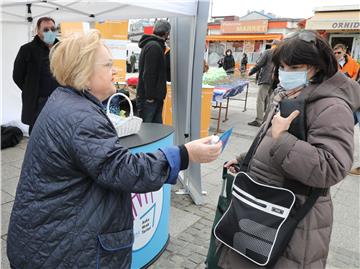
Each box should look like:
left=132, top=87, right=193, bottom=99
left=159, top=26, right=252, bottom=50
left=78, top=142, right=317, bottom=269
left=7, top=87, right=181, bottom=269
left=223, top=55, right=235, bottom=73
left=13, top=35, right=59, bottom=125
left=136, top=34, right=167, bottom=100
left=248, top=49, right=274, bottom=85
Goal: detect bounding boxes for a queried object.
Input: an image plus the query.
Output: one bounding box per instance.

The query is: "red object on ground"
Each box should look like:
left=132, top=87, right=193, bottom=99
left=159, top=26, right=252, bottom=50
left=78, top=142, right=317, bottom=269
left=127, top=77, right=139, bottom=86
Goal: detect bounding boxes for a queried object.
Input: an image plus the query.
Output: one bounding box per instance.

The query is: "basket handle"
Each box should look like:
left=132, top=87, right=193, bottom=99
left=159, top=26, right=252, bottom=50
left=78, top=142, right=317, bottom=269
left=106, top=92, right=134, bottom=117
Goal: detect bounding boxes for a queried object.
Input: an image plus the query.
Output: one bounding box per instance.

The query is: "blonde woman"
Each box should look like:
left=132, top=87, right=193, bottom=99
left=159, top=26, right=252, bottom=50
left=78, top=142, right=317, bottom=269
left=7, top=30, right=222, bottom=269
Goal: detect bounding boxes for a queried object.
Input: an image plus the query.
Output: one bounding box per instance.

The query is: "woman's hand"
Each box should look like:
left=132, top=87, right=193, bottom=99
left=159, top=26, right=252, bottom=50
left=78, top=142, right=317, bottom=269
left=271, top=110, right=300, bottom=139
left=185, top=136, right=222, bottom=163
left=224, top=159, right=239, bottom=173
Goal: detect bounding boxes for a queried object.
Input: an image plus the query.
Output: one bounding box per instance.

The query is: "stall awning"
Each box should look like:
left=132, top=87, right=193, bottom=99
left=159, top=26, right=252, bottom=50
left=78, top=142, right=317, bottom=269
left=306, top=11, right=360, bottom=30
left=206, top=34, right=283, bottom=41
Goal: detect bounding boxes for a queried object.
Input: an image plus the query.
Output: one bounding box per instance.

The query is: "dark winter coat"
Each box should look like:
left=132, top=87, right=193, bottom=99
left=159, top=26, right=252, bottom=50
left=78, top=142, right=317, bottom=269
left=7, top=87, right=181, bottom=269
left=218, top=72, right=360, bottom=268
left=248, top=49, right=274, bottom=85
left=223, top=54, right=235, bottom=74
left=136, top=34, right=167, bottom=101
left=12, top=35, right=59, bottom=125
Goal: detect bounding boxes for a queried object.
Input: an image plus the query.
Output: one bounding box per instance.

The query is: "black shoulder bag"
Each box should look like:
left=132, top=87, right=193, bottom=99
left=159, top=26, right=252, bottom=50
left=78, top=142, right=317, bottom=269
left=214, top=97, right=328, bottom=268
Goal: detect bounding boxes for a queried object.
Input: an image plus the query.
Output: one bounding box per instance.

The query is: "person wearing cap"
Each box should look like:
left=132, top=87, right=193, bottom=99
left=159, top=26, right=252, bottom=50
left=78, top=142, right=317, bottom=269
left=247, top=40, right=280, bottom=127
left=13, top=17, right=60, bottom=135
left=136, top=20, right=171, bottom=123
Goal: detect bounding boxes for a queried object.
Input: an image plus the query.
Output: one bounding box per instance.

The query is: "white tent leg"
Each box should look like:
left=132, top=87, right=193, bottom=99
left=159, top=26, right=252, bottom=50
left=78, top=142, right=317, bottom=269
left=172, top=0, right=210, bottom=205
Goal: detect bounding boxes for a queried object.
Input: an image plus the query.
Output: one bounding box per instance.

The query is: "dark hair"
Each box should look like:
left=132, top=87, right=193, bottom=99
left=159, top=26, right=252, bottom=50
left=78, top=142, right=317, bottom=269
left=153, top=20, right=171, bottom=37
left=37, top=17, right=55, bottom=29
left=272, top=30, right=338, bottom=83
left=225, top=49, right=232, bottom=55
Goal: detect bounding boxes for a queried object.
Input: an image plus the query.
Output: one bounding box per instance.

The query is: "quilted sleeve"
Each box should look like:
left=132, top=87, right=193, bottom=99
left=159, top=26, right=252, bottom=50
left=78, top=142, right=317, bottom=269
left=70, top=114, right=178, bottom=193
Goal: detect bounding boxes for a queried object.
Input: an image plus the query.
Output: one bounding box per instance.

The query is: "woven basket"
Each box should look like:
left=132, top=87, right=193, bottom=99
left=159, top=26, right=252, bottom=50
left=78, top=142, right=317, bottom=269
left=106, top=93, right=142, bottom=137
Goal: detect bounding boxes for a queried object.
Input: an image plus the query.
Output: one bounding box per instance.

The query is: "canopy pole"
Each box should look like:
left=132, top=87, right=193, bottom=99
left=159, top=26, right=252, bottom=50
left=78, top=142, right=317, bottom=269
left=172, top=0, right=210, bottom=205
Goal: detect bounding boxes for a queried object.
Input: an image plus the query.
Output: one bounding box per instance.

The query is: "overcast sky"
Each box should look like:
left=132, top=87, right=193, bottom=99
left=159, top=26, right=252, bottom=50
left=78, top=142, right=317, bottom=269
left=211, top=0, right=359, bottom=19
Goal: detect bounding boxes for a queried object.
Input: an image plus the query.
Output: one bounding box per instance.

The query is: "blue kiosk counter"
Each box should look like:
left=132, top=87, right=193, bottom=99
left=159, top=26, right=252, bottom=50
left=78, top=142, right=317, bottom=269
left=119, top=123, right=174, bottom=269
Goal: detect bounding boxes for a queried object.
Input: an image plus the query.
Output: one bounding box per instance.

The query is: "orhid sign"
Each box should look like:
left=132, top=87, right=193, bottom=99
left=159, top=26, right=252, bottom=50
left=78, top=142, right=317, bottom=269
left=307, top=20, right=360, bottom=30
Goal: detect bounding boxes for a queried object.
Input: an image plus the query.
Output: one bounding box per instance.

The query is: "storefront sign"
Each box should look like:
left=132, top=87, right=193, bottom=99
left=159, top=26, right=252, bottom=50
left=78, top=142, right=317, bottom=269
left=331, top=21, right=360, bottom=30
left=221, top=20, right=268, bottom=34
left=307, top=20, right=360, bottom=30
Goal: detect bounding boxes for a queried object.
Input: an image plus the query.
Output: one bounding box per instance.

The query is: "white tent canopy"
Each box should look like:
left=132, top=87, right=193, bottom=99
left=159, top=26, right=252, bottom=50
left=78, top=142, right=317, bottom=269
left=1, top=0, right=210, bottom=204
left=1, top=0, right=197, bottom=23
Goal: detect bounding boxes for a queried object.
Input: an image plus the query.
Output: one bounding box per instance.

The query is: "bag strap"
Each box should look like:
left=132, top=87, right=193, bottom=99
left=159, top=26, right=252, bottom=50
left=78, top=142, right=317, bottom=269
left=292, top=188, right=323, bottom=221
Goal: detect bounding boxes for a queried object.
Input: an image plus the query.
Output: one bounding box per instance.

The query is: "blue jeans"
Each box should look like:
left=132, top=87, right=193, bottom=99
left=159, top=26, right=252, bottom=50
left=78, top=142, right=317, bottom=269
left=355, top=111, right=360, bottom=127
left=137, top=99, right=164, bottom=124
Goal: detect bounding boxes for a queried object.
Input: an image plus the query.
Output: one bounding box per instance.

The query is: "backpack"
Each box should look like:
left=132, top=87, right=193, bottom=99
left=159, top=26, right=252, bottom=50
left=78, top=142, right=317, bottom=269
left=1, top=126, right=23, bottom=149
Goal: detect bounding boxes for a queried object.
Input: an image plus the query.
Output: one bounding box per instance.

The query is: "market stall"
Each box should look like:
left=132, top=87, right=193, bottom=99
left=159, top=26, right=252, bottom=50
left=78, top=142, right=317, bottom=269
left=1, top=0, right=210, bottom=205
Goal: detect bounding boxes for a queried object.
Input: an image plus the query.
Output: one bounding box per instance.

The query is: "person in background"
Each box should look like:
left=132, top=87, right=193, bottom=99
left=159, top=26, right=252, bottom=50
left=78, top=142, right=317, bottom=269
left=247, top=40, right=278, bottom=127
left=220, top=30, right=360, bottom=269
left=13, top=16, right=60, bottom=135
left=129, top=51, right=137, bottom=73
left=165, top=46, right=171, bottom=82
left=333, top=43, right=359, bottom=80
left=203, top=60, right=209, bottom=73
left=333, top=44, right=360, bottom=175
left=136, top=20, right=171, bottom=123
left=240, top=53, right=248, bottom=77
left=223, top=49, right=235, bottom=75
left=7, top=30, right=222, bottom=269
left=217, top=54, right=224, bottom=68
left=350, top=77, right=360, bottom=176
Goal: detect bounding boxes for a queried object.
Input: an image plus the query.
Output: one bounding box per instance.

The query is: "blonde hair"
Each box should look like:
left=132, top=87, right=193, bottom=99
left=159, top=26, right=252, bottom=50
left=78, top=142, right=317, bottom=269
left=50, top=29, right=102, bottom=90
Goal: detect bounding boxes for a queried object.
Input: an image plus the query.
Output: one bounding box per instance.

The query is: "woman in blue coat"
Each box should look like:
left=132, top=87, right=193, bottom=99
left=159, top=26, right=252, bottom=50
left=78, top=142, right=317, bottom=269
left=7, top=30, right=222, bottom=269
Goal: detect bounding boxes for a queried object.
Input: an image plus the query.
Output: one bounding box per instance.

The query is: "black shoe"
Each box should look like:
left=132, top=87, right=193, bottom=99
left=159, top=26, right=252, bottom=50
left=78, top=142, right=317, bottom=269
left=248, top=120, right=261, bottom=127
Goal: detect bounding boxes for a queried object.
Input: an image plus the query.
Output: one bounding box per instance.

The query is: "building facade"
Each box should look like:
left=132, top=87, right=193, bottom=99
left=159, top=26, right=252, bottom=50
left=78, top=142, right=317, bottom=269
left=206, top=12, right=301, bottom=68
left=305, top=5, right=360, bottom=60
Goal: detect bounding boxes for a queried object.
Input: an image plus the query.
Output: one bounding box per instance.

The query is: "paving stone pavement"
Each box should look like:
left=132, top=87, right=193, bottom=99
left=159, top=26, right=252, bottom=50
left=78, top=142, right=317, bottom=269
left=1, top=81, right=359, bottom=269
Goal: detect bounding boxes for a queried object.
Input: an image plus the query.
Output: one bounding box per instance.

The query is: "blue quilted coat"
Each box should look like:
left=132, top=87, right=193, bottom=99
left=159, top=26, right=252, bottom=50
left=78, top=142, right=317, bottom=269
left=7, top=87, right=180, bottom=269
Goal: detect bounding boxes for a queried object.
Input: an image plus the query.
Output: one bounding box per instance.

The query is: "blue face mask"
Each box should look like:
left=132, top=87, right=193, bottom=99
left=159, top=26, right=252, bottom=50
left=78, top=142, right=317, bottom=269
left=278, top=69, right=308, bottom=91
left=43, top=31, right=56, bottom=45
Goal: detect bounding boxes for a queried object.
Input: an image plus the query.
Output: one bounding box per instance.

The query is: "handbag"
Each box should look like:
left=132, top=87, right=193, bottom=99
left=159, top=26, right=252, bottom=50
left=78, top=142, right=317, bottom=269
left=214, top=95, right=327, bottom=267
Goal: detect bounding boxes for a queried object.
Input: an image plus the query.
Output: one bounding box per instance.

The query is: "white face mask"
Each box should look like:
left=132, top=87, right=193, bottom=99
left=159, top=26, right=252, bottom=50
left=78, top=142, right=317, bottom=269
left=279, top=69, right=308, bottom=91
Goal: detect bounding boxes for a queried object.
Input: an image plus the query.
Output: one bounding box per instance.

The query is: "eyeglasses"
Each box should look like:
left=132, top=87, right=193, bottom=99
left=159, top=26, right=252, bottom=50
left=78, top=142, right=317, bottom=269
left=43, top=27, right=56, bottom=32
left=284, top=31, right=317, bottom=44
left=333, top=51, right=343, bottom=55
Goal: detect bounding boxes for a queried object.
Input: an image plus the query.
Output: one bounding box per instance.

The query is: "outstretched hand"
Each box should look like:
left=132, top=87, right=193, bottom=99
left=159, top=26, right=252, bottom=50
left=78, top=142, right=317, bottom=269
left=185, top=136, right=222, bottom=163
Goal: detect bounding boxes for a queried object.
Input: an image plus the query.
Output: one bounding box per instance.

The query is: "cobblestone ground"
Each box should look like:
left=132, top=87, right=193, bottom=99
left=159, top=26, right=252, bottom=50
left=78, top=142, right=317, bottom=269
left=148, top=188, right=216, bottom=269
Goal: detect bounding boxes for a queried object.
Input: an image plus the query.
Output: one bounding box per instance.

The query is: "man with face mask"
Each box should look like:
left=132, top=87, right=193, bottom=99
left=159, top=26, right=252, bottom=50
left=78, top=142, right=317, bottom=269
left=333, top=43, right=359, bottom=80
left=136, top=20, right=171, bottom=123
left=13, top=17, right=59, bottom=135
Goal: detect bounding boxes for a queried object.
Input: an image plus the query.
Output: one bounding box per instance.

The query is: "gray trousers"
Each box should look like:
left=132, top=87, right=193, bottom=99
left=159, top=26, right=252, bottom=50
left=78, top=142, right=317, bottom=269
left=255, top=83, right=272, bottom=123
